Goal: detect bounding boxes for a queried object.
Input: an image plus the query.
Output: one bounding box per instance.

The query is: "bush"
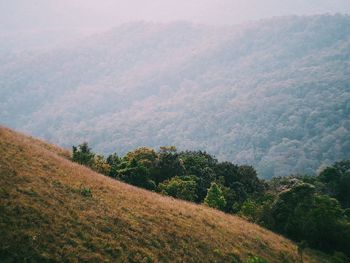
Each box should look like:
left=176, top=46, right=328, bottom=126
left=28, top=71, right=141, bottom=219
left=80, top=186, right=92, bottom=197
left=204, top=183, right=226, bottom=211
left=159, top=176, right=198, bottom=201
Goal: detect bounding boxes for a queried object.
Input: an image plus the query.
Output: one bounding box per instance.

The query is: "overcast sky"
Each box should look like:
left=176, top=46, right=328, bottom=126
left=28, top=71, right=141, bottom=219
left=1, top=0, right=350, bottom=31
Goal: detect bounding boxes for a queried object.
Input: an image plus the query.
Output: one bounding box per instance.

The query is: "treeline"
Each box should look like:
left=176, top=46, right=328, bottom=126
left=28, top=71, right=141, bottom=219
left=72, top=143, right=350, bottom=259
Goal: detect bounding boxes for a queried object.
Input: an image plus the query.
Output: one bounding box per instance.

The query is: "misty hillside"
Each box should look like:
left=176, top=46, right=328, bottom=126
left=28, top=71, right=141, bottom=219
left=1, top=15, right=350, bottom=178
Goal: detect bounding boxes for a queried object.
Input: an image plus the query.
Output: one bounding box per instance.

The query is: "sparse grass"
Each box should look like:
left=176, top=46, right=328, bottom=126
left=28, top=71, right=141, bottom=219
left=79, top=185, right=93, bottom=198
left=0, top=126, right=333, bottom=262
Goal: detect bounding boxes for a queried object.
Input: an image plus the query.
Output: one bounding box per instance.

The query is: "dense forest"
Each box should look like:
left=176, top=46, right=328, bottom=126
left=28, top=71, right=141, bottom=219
left=72, top=142, right=350, bottom=259
left=1, top=15, right=350, bottom=178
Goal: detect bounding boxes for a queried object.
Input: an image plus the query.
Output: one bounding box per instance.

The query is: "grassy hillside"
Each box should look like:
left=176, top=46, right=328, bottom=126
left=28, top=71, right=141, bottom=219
left=0, top=126, right=331, bottom=262
left=1, top=15, right=350, bottom=178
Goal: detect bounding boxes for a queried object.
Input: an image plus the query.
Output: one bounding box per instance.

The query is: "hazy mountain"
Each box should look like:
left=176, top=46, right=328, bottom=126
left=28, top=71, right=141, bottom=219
left=2, top=0, right=350, bottom=30
left=0, top=29, right=97, bottom=52
left=1, top=15, right=350, bottom=178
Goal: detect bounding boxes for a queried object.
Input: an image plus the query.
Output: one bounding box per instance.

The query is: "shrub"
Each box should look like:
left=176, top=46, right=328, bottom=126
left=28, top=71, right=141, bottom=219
left=80, top=186, right=92, bottom=197
left=159, top=176, right=198, bottom=202
left=204, top=182, right=226, bottom=211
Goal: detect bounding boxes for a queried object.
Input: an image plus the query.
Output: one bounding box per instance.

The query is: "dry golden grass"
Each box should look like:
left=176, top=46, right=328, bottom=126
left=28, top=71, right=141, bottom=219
left=0, top=126, right=332, bottom=262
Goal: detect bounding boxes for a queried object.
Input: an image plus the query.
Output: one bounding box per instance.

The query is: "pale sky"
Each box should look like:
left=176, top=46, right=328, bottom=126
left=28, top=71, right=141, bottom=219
left=1, top=0, right=350, bottom=31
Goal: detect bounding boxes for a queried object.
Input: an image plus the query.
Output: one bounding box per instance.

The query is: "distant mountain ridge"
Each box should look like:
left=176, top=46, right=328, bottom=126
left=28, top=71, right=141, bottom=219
left=1, top=14, right=350, bottom=178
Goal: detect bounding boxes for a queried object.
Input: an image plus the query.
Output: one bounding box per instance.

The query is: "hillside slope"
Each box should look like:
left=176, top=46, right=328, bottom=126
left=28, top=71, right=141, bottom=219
left=1, top=15, right=350, bottom=178
left=0, top=127, right=331, bottom=262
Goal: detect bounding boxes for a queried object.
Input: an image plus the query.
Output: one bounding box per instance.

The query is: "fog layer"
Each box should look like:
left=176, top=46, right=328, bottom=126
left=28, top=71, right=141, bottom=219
left=1, top=0, right=350, bottom=31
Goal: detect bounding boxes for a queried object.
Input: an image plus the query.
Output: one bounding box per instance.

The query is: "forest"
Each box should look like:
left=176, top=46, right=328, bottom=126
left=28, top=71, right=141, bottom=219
left=72, top=142, right=350, bottom=259
left=1, top=15, right=350, bottom=179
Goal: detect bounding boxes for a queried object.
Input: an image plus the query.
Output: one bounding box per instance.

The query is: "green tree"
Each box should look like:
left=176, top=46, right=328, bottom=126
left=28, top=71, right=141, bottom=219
left=180, top=151, right=217, bottom=202
left=215, top=163, right=265, bottom=209
left=117, top=159, right=155, bottom=190
left=153, top=147, right=185, bottom=183
left=221, top=186, right=238, bottom=213
left=106, top=153, right=121, bottom=178
left=270, top=183, right=315, bottom=240
left=159, top=176, right=198, bottom=202
left=237, top=165, right=265, bottom=197
left=125, top=147, right=157, bottom=169
left=240, top=199, right=261, bottom=222
left=304, top=195, right=344, bottom=251
left=318, top=160, right=350, bottom=208
left=72, top=142, right=94, bottom=166
left=91, top=155, right=111, bottom=175
left=204, top=182, right=226, bottom=211
left=269, top=182, right=350, bottom=255
left=214, top=161, right=239, bottom=187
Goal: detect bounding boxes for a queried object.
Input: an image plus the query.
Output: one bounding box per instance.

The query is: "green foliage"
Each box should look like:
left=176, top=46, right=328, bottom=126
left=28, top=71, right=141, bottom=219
left=304, top=195, right=344, bottom=251
left=239, top=199, right=261, bottom=222
left=214, top=162, right=239, bottom=188
left=221, top=186, right=238, bottom=213
left=80, top=186, right=92, bottom=198
left=270, top=183, right=316, bottom=239
left=204, top=183, right=226, bottom=211
left=117, top=160, right=155, bottom=191
left=269, top=182, right=350, bottom=255
left=72, top=143, right=94, bottom=166
left=244, top=256, right=268, bottom=263
left=344, top=208, right=350, bottom=219
left=106, top=153, right=121, bottom=178
left=125, top=147, right=157, bottom=168
left=318, top=160, right=350, bottom=208
left=153, top=147, right=185, bottom=183
left=159, top=176, right=198, bottom=202
left=216, top=163, right=265, bottom=212
left=331, top=252, right=350, bottom=263
left=180, top=151, right=219, bottom=202
left=91, top=155, right=111, bottom=175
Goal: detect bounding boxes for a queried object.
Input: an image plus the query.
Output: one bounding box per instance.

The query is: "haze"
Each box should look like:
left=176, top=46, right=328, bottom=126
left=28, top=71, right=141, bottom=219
left=1, top=0, right=350, bottom=31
